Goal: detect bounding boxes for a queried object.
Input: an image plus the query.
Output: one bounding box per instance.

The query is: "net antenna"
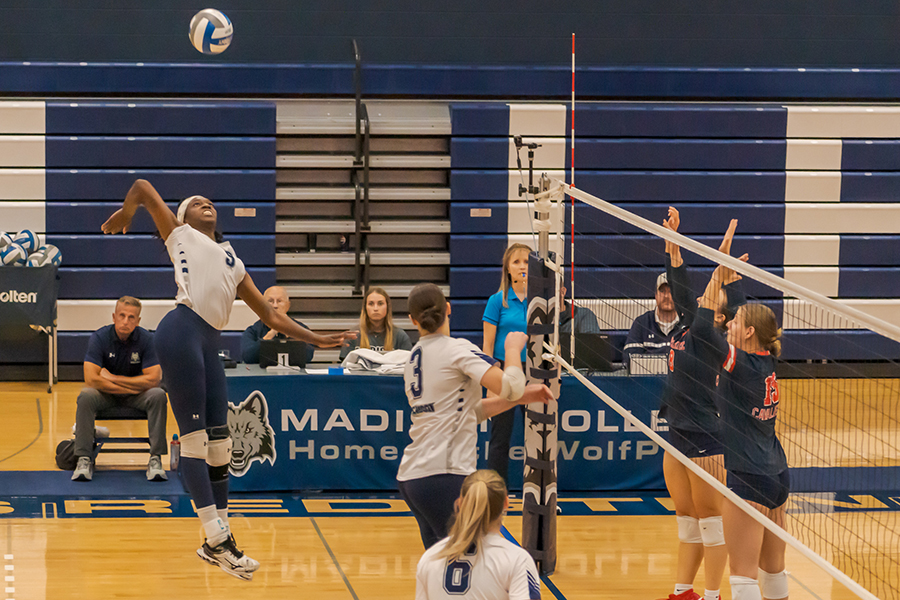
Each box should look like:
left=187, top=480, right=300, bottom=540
left=522, top=175, right=566, bottom=574
left=543, top=177, right=900, bottom=600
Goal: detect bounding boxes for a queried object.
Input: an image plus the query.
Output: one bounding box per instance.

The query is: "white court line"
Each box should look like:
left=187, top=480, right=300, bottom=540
left=790, top=571, right=824, bottom=600
left=5, top=586, right=13, bottom=593
left=2, top=565, right=11, bottom=571
left=3, top=575, right=11, bottom=581
left=2, top=556, right=10, bottom=560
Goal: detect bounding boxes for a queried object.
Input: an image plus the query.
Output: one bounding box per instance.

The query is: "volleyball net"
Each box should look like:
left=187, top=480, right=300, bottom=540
left=528, top=177, right=900, bottom=600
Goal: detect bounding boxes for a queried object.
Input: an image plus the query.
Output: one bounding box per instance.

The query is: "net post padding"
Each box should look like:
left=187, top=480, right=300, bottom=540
left=556, top=178, right=900, bottom=344
left=550, top=353, right=880, bottom=600
left=522, top=250, right=561, bottom=575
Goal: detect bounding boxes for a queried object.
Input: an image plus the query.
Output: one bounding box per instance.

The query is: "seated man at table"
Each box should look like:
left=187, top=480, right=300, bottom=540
left=623, top=272, right=680, bottom=368
left=241, top=285, right=315, bottom=365
left=558, top=285, right=601, bottom=334
left=72, top=296, right=168, bottom=482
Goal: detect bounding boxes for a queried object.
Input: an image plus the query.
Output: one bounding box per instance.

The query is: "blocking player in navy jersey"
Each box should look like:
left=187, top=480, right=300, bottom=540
left=657, top=209, right=748, bottom=600
left=416, top=470, right=541, bottom=600
left=398, top=283, right=553, bottom=549
left=102, top=180, right=354, bottom=580
left=693, top=261, right=788, bottom=600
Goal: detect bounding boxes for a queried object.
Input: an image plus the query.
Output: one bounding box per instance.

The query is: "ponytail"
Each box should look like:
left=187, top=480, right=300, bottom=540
left=408, top=283, right=448, bottom=334
left=437, top=470, right=507, bottom=562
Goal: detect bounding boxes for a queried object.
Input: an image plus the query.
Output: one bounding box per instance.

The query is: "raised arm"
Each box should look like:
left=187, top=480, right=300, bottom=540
left=237, top=273, right=355, bottom=348
left=101, top=179, right=180, bottom=241
left=478, top=332, right=552, bottom=421
left=663, top=207, right=696, bottom=326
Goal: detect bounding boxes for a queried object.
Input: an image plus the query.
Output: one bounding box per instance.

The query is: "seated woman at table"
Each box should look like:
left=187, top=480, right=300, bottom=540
left=340, top=286, right=412, bottom=360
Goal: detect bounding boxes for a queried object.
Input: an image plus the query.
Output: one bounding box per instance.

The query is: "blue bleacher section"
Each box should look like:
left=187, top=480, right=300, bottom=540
left=839, top=236, right=900, bottom=265
left=842, top=141, right=900, bottom=171
left=37, top=101, right=277, bottom=368
left=46, top=137, right=275, bottom=168
left=840, top=172, right=900, bottom=202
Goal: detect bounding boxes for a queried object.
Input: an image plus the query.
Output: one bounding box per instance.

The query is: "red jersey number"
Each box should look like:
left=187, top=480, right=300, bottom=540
left=764, top=373, right=779, bottom=407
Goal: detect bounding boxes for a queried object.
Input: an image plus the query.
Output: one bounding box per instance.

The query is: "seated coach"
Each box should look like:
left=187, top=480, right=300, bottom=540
left=72, top=296, right=168, bottom=482
left=241, top=285, right=316, bottom=364
left=623, top=272, right=680, bottom=367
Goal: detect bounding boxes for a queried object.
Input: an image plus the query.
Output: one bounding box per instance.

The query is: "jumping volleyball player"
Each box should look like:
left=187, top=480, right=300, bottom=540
left=102, top=180, right=353, bottom=580
left=694, top=257, right=788, bottom=600
left=398, top=283, right=553, bottom=549
left=658, top=209, right=747, bottom=600
left=416, top=470, right=541, bottom=600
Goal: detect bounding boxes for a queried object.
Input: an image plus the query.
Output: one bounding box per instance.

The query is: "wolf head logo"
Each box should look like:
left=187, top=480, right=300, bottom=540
left=227, top=391, right=276, bottom=476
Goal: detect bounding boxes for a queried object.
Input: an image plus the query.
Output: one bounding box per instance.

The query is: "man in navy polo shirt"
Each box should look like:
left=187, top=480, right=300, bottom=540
left=72, top=296, right=168, bottom=482
left=624, top=272, right=681, bottom=369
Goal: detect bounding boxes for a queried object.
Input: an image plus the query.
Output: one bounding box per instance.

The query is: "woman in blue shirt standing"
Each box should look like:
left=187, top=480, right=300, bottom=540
left=482, top=242, right=531, bottom=483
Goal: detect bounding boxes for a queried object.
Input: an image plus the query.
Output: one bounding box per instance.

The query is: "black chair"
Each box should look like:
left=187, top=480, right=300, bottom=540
left=92, top=406, right=151, bottom=458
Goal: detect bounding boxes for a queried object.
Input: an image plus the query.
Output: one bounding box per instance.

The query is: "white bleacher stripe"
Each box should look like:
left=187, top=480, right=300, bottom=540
left=784, top=203, right=900, bottom=234
left=784, top=171, right=841, bottom=202
left=785, top=139, right=841, bottom=170
left=57, top=300, right=258, bottom=332
left=0, top=169, right=45, bottom=200
left=786, top=106, right=900, bottom=138
left=0, top=201, right=45, bottom=233
left=783, top=235, right=840, bottom=266
left=508, top=169, right=565, bottom=201
left=783, top=299, right=900, bottom=330
left=506, top=138, right=565, bottom=170
left=783, top=267, right=840, bottom=297
left=0, top=136, right=44, bottom=167
left=507, top=104, right=566, bottom=137
left=574, top=298, right=656, bottom=331
left=506, top=204, right=565, bottom=258
left=0, top=101, right=45, bottom=134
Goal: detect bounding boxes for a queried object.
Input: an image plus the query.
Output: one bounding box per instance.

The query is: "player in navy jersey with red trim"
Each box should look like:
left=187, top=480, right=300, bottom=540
left=693, top=259, right=788, bottom=600
left=657, top=209, right=747, bottom=600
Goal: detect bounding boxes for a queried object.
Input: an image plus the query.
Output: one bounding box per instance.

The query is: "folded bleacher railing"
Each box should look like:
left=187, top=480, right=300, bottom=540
left=352, top=39, right=371, bottom=295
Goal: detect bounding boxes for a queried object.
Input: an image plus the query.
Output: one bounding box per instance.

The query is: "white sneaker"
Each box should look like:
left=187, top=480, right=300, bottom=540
left=71, top=423, right=110, bottom=438
left=146, top=455, right=168, bottom=481
left=197, top=535, right=259, bottom=581
left=71, top=456, right=93, bottom=481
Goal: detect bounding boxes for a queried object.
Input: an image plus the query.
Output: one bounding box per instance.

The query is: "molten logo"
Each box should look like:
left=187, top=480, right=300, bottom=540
left=0, top=290, right=37, bottom=303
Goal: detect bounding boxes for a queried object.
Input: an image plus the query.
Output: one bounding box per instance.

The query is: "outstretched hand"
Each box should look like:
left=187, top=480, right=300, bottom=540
left=718, top=218, right=738, bottom=256
left=663, top=206, right=680, bottom=233
left=716, top=253, right=749, bottom=285
left=663, top=206, right=683, bottom=264
left=101, top=207, right=135, bottom=235
left=318, top=330, right=358, bottom=348
left=518, top=383, right=554, bottom=406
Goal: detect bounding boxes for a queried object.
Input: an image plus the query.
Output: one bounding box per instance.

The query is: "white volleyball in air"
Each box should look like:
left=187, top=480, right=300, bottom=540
left=190, top=9, right=233, bottom=55
left=0, top=243, right=27, bottom=266
left=13, top=229, right=39, bottom=254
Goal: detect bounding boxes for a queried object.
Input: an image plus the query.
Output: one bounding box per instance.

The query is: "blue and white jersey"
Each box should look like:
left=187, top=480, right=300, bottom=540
left=165, top=224, right=245, bottom=330
left=397, top=333, right=497, bottom=482
left=416, top=532, right=541, bottom=600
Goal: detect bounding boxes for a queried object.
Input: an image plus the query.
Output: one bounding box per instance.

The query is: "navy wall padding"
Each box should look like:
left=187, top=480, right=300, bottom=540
left=450, top=104, right=509, bottom=136
left=46, top=202, right=276, bottom=234
left=45, top=169, right=276, bottom=201
left=840, top=173, right=900, bottom=202
left=841, top=141, right=900, bottom=171
left=45, top=137, right=276, bottom=169
left=45, top=102, right=276, bottom=135
left=451, top=267, right=784, bottom=299
left=46, top=235, right=275, bottom=267
left=839, top=236, right=900, bottom=266
left=570, top=203, right=786, bottom=235
left=838, top=268, right=900, bottom=297
left=451, top=139, right=511, bottom=169
left=450, top=300, right=492, bottom=333
left=568, top=105, right=788, bottom=138
left=58, top=267, right=276, bottom=299
left=58, top=331, right=242, bottom=364
left=450, top=235, right=511, bottom=266
left=568, top=139, right=787, bottom=171
left=5, top=64, right=900, bottom=100
left=450, top=203, right=508, bottom=234
left=450, top=171, right=510, bottom=201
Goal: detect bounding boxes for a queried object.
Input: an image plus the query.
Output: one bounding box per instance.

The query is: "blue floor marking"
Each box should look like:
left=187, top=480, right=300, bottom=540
left=500, top=525, right=568, bottom=600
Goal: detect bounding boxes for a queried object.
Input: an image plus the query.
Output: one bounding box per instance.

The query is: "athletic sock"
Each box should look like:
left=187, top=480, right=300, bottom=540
left=704, top=589, right=720, bottom=600
left=675, top=584, right=693, bottom=595
left=197, top=504, right=229, bottom=546
left=217, top=508, right=229, bottom=530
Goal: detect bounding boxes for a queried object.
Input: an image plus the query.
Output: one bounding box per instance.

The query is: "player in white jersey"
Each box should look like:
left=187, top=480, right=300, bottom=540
left=102, top=180, right=353, bottom=580
left=417, top=470, right=541, bottom=600
left=398, top=283, right=552, bottom=548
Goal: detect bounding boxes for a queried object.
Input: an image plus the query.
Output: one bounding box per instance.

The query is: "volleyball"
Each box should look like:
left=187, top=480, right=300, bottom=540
left=13, top=229, right=39, bottom=254
left=29, top=244, right=62, bottom=267
left=189, top=9, right=233, bottom=55
left=0, top=232, right=11, bottom=250
left=0, top=243, right=27, bottom=266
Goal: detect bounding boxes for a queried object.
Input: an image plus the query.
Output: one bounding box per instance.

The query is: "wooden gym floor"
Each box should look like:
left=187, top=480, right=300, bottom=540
left=0, top=382, right=890, bottom=600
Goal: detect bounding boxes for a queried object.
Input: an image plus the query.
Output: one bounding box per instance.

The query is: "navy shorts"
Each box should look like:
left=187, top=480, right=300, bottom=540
left=668, top=426, right=724, bottom=459
left=728, top=469, right=790, bottom=509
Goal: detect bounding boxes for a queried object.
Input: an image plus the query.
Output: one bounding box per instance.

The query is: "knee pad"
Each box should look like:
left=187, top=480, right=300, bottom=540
left=180, top=430, right=209, bottom=460
left=206, top=425, right=232, bottom=467
left=758, top=570, right=788, bottom=600
left=699, top=515, right=725, bottom=547
left=208, top=463, right=229, bottom=482
left=676, top=515, right=702, bottom=544
left=730, top=576, right=761, bottom=600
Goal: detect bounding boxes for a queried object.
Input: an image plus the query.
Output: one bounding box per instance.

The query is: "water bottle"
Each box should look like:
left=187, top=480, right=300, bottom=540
left=170, top=434, right=181, bottom=471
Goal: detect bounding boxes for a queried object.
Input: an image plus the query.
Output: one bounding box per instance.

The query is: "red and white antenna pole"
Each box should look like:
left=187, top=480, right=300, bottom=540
left=569, top=33, right=575, bottom=362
